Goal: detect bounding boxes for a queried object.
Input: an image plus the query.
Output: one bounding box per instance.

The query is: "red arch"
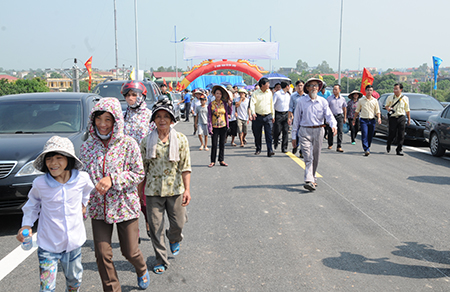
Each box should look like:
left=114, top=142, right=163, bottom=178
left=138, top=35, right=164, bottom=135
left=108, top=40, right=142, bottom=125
left=180, top=60, right=264, bottom=89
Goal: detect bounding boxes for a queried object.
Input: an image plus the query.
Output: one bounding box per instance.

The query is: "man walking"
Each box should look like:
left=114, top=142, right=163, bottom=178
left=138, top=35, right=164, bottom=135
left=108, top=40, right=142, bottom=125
left=292, top=78, right=336, bottom=191
left=326, top=84, right=347, bottom=152
left=250, top=77, right=275, bottom=157
left=179, top=89, right=192, bottom=122
left=385, top=83, right=410, bottom=156
left=289, top=80, right=306, bottom=155
left=273, top=81, right=291, bottom=153
left=352, top=85, right=381, bottom=156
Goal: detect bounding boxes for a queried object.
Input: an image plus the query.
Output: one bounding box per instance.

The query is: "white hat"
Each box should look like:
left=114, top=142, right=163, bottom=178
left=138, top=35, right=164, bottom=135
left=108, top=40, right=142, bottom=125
left=33, top=136, right=83, bottom=172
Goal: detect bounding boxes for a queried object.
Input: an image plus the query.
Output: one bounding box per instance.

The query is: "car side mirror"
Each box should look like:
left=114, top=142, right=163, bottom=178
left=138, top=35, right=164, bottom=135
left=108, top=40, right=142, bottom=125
left=82, top=129, right=89, bottom=141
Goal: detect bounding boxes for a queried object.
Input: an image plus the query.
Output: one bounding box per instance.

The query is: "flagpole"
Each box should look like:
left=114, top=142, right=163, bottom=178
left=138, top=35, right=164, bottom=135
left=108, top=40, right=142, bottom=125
left=337, top=0, right=344, bottom=85
left=113, top=0, right=119, bottom=79
left=134, top=0, right=140, bottom=80
left=175, top=26, right=178, bottom=87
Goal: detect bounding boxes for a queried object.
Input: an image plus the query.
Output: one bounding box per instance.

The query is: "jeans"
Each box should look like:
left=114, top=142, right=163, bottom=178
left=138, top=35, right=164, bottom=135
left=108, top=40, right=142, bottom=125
left=360, top=118, right=376, bottom=152
left=37, top=246, right=82, bottom=292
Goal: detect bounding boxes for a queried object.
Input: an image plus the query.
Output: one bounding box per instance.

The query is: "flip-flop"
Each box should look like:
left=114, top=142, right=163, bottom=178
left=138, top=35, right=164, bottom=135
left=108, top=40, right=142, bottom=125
left=153, top=264, right=166, bottom=274
left=170, top=241, right=180, bottom=255
left=208, top=162, right=215, bottom=168
left=137, top=270, right=150, bottom=289
left=219, top=161, right=228, bottom=167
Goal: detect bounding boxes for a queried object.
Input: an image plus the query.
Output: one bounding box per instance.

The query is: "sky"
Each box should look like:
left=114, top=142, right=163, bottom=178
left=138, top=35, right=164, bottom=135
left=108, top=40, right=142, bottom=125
left=1, top=0, right=448, bottom=73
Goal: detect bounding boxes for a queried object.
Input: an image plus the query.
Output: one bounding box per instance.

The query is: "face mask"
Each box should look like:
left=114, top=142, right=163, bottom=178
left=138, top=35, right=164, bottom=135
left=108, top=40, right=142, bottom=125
left=128, top=92, right=144, bottom=109
left=95, top=126, right=112, bottom=140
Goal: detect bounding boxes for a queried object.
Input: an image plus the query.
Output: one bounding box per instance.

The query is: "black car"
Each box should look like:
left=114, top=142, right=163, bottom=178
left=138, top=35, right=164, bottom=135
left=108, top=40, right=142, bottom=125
left=375, top=93, right=444, bottom=141
left=424, top=106, right=450, bottom=156
left=93, top=79, right=162, bottom=112
left=0, top=92, right=100, bottom=214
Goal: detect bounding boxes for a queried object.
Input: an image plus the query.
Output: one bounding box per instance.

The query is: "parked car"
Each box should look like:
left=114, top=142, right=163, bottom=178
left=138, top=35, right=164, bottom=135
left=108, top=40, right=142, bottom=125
left=374, top=93, right=444, bottom=141
left=0, top=92, right=100, bottom=214
left=424, top=106, right=450, bottom=156
left=93, top=78, right=162, bottom=112
left=172, top=92, right=185, bottom=118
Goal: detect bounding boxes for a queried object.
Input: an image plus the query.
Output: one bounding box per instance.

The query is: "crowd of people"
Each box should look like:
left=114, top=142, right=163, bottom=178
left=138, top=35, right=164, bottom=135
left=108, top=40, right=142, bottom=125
left=16, top=77, right=410, bottom=291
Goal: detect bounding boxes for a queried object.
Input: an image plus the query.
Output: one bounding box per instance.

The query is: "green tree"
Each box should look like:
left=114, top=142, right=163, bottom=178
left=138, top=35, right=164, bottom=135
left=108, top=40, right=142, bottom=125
left=322, top=75, right=336, bottom=87
left=296, top=59, right=309, bottom=72
left=316, top=61, right=334, bottom=74
left=50, top=72, right=63, bottom=78
left=66, top=81, right=94, bottom=93
left=0, top=78, right=49, bottom=96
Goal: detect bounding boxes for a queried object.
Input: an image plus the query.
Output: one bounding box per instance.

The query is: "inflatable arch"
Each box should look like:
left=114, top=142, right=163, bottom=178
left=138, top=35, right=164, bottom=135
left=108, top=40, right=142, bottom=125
left=180, top=59, right=267, bottom=89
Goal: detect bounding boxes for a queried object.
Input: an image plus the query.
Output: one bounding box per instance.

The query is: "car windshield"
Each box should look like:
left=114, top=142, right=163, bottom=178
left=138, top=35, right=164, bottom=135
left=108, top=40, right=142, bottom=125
left=409, top=95, right=443, bottom=111
left=0, top=100, right=82, bottom=134
left=94, top=83, right=154, bottom=102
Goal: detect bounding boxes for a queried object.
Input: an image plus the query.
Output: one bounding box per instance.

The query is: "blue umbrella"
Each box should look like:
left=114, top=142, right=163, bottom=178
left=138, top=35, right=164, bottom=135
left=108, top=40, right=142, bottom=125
left=244, top=85, right=255, bottom=90
left=262, top=73, right=291, bottom=88
left=220, top=81, right=232, bottom=86
left=206, top=83, right=218, bottom=89
left=234, top=82, right=247, bottom=88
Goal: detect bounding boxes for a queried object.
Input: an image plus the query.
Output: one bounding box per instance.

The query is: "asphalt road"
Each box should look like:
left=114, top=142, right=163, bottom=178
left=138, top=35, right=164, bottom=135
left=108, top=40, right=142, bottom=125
left=1, top=119, right=450, bottom=291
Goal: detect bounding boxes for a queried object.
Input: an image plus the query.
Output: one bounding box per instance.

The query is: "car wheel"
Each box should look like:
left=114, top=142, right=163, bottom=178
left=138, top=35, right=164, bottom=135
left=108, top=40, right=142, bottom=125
left=430, top=133, right=446, bottom=157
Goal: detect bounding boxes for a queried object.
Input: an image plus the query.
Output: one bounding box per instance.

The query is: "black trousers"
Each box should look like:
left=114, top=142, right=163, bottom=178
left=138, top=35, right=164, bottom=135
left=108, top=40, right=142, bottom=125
left=273, top=111, right=289, bottom=152
left=387, top=115, right=406, bottom=152
left=347, top=117, right=360, bottom=143
left=211, top=126, right=227, bottom=163
left=252, top=113, right=273, bottom=153
left=184, top=102, right=191, bottom=121
left=327, top=114, right=344, bottom=148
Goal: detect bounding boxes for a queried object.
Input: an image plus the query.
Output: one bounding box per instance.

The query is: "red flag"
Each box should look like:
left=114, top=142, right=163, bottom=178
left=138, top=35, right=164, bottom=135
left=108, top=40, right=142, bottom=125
left=360, top=68, right=374, bottom=96
left=163, top=78, right=167, bottom=86
left=169, top=81, right=173, bottom=91
left=84, top=56, right=93, bottom=91
left=176, top=82, right=181, bottom=91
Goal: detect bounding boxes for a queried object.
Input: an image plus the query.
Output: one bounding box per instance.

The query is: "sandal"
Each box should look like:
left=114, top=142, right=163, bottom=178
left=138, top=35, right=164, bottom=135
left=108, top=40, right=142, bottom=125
left=137, top=270, right=150, bottom=289
left=170, top=241, right=180, bottom=255
left=208, top=162, right=215, bottom=168
left=219, top=161, right=228, bottom=167
left=153, top=264, right=166, bottom=275
left=199, top=146, right=204, bottom=150
left=204, top=147, right=209, bottom=151
left=231, top=143, right=237, bottom=146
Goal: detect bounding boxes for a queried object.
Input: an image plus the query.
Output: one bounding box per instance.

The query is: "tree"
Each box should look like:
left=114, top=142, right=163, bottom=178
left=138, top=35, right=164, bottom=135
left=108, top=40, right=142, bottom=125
left=66, top=81, right=94, bottom=93
left=296, top=59, right=309, bottom=72
left=316, top=61, right=334, bottom=74
left=322, top=75, right=336, bottom=87
left=50, top=72, right=63, bottom=78
left=0, top=78, right=49, bottom=96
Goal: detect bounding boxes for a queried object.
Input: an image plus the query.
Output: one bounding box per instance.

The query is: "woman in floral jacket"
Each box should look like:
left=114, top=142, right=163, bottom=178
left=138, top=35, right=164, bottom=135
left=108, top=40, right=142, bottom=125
left=80, top=98, right=150, bottom=291
left=122, top=81, right=154, bottom=238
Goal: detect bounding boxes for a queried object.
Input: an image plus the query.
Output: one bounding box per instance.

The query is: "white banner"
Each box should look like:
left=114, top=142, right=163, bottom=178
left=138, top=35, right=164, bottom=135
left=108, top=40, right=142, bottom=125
left=183, top=42, right=279, bottom=60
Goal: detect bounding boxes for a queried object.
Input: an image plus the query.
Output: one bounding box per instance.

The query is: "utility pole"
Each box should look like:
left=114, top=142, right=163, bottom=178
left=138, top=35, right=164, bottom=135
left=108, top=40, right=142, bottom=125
left=337, top=0, right=344, bottom=85
left=114, top=0, right=119, bottom=79
left=134, top=0, right=140, bottom=80
left=60, top=58, right=86, bottom=92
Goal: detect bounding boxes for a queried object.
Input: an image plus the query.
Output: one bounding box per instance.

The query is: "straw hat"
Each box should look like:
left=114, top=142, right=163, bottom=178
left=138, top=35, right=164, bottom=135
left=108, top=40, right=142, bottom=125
left=238, top=88, right=248, bottom=94
left=33, top=136, right=83, bottom=172
left=303, top=78, right=324, bottom=94
left=211, top=85, right=232, bottom=102
left=348, top=90, right=363, bottom=99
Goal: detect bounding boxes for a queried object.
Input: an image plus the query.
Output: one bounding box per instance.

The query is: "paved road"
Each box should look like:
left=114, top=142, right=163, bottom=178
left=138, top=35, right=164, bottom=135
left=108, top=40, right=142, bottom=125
left=1, top=120, right=450, bottom=291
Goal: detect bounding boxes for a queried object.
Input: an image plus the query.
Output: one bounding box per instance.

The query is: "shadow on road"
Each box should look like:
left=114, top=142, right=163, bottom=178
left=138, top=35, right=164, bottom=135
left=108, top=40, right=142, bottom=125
left=407, top=175, right=450, bottom=185
left=233, top=183, right=311, bottom=194
left=322, top=242, right=450, bottom=279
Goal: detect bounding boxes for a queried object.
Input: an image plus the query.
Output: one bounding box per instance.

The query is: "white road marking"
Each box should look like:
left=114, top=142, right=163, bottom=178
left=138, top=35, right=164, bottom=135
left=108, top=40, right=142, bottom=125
left=0, top=233, right=38, bottom=281
left=373, top=137, right=450, bottom=161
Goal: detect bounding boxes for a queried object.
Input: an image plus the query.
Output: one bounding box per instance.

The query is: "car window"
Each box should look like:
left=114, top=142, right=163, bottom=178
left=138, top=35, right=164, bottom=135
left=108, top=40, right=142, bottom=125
left=409, top=95, right=443, bottom=111
left=379, top=94, right=389, bottom=108
left=94, top=83, right=124, bottom=101
left=443, top=107, right=450, bottom=119
left=0, top=101, right=81, bottom=133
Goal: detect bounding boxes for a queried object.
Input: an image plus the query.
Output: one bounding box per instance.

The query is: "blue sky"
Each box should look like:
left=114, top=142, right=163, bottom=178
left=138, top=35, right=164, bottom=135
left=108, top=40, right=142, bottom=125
left=1, top=0, right=448, bottom=72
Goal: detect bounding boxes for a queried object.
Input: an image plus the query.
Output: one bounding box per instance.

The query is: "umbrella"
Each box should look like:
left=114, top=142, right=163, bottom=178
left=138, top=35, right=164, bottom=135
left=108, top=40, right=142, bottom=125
left=234, top=82, right=247, bottom=88
left=206, top=83, right=218, bottom=89
left=220, top=81, right=232, bottom=86
left=262, top=73, right=291, bottom=88
left=244, top=85, right=255, bottom=90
